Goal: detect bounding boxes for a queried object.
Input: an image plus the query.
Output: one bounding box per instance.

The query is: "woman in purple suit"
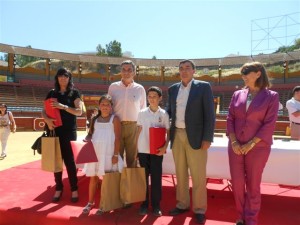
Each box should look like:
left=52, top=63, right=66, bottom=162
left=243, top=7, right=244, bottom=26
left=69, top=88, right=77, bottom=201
left=226, top=62, right=279, bottom=225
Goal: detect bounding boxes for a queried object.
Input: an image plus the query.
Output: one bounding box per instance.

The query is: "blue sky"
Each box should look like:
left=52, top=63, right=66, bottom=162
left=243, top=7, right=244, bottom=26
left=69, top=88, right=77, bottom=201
left=0, top=0, right=299, bottom=59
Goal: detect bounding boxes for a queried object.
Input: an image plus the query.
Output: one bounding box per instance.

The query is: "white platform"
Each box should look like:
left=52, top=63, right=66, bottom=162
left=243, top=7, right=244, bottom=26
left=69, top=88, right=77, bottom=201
left=162, top=138, right=300, bottom=186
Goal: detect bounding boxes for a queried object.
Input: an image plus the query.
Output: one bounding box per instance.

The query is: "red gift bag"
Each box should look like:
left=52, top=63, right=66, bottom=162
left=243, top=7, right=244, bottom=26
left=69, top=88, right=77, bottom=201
left=149, top=127, right=166, bottom=154
left=44, top=98, right=62, bottom=127
left=70, top=140, right=98, bottom=164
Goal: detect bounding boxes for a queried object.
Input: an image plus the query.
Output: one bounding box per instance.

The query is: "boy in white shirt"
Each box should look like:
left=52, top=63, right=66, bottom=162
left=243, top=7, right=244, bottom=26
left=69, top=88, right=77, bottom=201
left=136, top=86, right=170, bottom=217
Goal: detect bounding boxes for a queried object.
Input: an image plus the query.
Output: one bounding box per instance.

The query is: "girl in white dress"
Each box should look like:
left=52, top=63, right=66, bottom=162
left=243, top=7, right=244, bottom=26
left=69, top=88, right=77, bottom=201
left=82, top=94, right=123, bottom=215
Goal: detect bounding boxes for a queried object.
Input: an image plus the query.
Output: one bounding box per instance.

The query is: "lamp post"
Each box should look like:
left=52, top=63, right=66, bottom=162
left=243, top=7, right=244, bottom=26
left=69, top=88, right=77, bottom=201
left=283, top=61, right=287, bottom=84
left=13, top=55, right=16, bottom=81
left=136, top=65, right=139, bottom=82
left=218, top=65, right=222, bottom=85
left=79, top=62, right=82, bottom=82
left=161, top=66, right=165, bottom=85
left=107, top=65, right=111, bottom=84
left=48, top=59, right=51, bottom=81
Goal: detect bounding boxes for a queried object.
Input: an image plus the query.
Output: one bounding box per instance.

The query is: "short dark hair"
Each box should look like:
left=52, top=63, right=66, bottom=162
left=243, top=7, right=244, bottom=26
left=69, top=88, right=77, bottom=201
left=121, top=60, right=135, bottom=71
left=240, top=62, right=271, bottom=89
left=292, top=86, right=300, bottom=96
left=179, top=59, right=195, bottom=70
left=147, top=86, right=162, bottom=97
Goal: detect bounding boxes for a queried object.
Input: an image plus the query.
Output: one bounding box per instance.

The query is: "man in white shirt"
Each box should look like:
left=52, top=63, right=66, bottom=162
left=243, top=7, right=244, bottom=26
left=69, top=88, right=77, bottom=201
left=167, top=60, right=215, bottom=224
left=286, top=86, right=300, bottom=140
left=108, top=60, right=146, bottom=168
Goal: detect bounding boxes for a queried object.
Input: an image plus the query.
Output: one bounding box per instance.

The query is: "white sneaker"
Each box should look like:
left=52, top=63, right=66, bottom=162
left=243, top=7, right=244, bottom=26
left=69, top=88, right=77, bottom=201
left=1, top=153, right=7, bottom=158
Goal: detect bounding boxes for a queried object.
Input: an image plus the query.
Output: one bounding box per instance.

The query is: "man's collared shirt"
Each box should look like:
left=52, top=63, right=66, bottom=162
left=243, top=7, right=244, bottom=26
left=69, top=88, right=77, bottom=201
left=108, top=80, right=146, bottom=122
left=175, top=79, right=193, bottom=128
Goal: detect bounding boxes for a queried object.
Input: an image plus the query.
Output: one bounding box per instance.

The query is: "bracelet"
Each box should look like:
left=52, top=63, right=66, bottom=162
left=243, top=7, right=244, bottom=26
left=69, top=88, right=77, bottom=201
left=64, top=105, right=69, bottom=110
left=113, top=154, right=118, bottom=157
left=231, top=140, right=237, bottom=145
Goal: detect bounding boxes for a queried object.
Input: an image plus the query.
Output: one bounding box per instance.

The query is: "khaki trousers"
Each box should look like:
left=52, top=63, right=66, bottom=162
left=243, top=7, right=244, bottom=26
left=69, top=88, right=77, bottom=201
left=291, top=123, right=300, bottom=140
left=120, top=122, right=137, bottom=168
left=172, top=128, right=207, bottom=214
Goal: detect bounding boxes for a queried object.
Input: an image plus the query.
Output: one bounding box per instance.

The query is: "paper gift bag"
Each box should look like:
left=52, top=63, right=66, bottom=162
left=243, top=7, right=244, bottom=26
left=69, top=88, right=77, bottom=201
left=120, top=167, right=146, bottom=204
left=149, top=127, right=166, bottom=154
left=100, top=172, right=123, bottom=212
left=44, top=98, right=62, bottom=127
left=70, top=140, right=98, bottom=164
left=41, top=136, right=63, bottom=172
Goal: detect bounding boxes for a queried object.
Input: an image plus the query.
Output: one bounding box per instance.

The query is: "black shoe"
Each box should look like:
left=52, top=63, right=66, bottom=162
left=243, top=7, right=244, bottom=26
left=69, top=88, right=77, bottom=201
left=236, top=221, right=244, bottom=225
left=123, top=203, right=133, bottom=209
left=138, top=206, right=148, bottom=215
left=195, top=213, right=206, bottom=224
left=52, top=190, right=63, bottom=203
left=153, top=208, right=162, bottom=217
left=71, top=191, right=79, bottom=203
left=169, top=207, right=189, bottom=216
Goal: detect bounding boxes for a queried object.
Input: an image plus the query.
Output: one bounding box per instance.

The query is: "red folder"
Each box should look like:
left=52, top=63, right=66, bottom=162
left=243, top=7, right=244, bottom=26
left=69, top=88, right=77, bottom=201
left=70, top=140, right=98, bottom=164
left=44, top=98, right=62, bottom=127
left=149, top=127, right=166, bottom=154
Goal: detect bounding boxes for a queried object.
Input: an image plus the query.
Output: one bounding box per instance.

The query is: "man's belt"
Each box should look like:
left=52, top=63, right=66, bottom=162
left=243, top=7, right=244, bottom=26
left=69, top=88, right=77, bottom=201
left=292, top=122, right=300, bottom=125
left=121, top=121, right=136, bottom=125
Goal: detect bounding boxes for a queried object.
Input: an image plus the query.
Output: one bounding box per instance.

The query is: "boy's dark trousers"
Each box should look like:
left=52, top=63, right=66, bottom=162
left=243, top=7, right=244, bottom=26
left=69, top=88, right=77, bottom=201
left=138, top=153, right=163, bottom=209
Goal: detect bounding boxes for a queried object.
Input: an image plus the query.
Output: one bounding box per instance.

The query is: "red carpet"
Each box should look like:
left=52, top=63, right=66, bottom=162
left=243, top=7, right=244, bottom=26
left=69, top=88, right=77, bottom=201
left=0, top=160, right=299, bottom=225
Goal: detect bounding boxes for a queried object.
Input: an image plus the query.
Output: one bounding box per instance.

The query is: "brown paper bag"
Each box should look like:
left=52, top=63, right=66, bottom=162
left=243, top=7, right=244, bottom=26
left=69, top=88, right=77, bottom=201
left=99, top=172, right=123, bottom=212
left=41, top=136, right=63, bottom=172
left=120, top=167, right=146, bottom=204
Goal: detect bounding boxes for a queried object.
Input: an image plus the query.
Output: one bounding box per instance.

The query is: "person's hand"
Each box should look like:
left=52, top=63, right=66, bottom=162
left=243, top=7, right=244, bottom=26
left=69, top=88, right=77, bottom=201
left=201, top=141, right=211, bottom=150
left=44, top=117, right=56, bottom=130
left=232, top=142, right=243, bottom=155
left=112, top=155, right=118, bottom=164
left=156, top=146, right=167, bottom=156
left=11, top=126, right=16, bottom=133
left=241, top=142, right=254, bottom=155
left=83, top=134, right=92, bottom=142
left=51, top=100, right=66, bottom=110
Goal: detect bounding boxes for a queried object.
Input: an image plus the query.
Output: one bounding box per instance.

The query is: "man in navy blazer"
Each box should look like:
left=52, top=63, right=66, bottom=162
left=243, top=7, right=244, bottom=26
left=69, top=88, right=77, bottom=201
left=167, top=60, right=215, bottom=224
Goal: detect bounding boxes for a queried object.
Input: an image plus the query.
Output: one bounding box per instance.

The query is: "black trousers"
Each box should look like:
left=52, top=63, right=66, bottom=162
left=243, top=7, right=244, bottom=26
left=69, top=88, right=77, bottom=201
left=53, top=128, right=78, bottom=192
left=138, top=153, right=163, bottom=209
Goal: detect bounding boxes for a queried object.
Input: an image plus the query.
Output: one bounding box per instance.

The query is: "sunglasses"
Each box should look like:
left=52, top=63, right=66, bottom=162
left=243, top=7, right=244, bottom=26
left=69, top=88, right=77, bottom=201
left=57, top=74, right=70, bottom=78
left=241, top=66, right=260, bottom=75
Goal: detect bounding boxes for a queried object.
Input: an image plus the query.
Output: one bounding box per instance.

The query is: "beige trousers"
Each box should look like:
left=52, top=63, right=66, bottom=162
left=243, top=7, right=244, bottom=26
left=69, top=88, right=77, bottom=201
left=120, top=122, right=137, bottom=168
left=172, top=128, right=207, bottom=214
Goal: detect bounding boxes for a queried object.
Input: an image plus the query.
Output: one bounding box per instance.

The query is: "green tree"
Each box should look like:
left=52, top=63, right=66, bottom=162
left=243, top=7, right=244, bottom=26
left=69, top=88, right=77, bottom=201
left=96, top=40, right=122, bottom=57
left=96, top=44, right=106, bottom=56
left=274, top=38, right=300, bottom=53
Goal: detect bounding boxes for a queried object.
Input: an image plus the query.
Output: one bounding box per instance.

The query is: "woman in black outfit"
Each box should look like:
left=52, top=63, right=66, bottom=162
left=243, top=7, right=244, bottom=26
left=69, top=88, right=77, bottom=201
left=42, top=68, right=83, bottom=203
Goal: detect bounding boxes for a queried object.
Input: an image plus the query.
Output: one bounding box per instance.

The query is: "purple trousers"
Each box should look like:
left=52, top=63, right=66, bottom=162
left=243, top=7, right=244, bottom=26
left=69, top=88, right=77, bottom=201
left=228, top=145, right=271, bottom=225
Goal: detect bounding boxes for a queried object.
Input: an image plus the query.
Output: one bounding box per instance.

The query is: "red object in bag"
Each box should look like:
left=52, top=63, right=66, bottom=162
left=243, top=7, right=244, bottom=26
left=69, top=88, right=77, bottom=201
left=149, top=127, right=166, bottom=154
left=70, top=140, right=98, bottom=164
left=44, top=98, right=62, bottom=127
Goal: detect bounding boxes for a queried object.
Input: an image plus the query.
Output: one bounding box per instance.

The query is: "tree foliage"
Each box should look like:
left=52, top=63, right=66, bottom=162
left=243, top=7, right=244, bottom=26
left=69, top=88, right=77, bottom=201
left=96, top=40, right=122, bottom=57
left=274, top=38, right=300, bottom=53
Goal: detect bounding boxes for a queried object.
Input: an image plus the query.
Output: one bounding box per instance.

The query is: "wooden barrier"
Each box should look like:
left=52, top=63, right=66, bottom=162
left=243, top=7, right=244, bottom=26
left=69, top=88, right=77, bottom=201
left=15, top=117, right=87, bottom=131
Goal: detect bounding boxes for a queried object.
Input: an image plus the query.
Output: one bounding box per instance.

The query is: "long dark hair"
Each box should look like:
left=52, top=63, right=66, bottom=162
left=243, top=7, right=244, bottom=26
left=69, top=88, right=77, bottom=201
left=0, top=103, right=8, bottom=115
left=54, top=68, right=74, bottom=93
left=88, top=94, right=113, bottom=135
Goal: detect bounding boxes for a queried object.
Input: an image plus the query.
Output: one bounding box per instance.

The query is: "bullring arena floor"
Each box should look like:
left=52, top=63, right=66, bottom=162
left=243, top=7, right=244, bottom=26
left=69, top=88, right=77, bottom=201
left=0, top=131, right=299, bottom=225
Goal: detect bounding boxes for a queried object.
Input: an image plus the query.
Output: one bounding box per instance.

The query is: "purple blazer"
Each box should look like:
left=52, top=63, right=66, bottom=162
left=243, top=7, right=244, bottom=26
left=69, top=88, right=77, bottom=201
left=226, top=88, right=279, bottom=147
